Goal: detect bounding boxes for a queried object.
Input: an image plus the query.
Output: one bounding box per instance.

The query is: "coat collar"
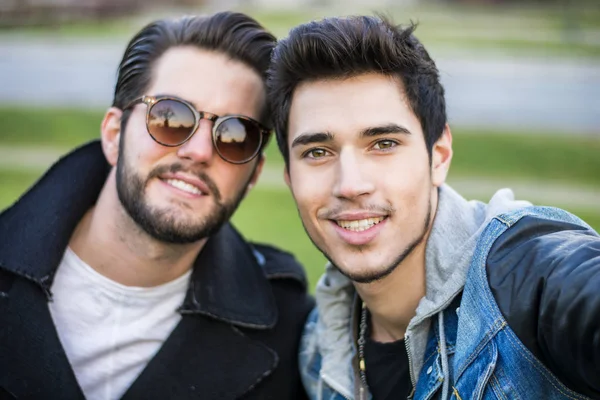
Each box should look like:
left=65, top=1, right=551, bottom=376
left=0, top=140, right=277, bottom=329
left=179, top=222, right=277, bottom=329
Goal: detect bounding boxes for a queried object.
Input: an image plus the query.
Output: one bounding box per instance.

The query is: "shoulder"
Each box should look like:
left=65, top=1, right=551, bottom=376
left=487, top=208, right=599, bottom=272
left=487, top=207, right=600, bottom=300
left=485, top=208, right=600, bottom=395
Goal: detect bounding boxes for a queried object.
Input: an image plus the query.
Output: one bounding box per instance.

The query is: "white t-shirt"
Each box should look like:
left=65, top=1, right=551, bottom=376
left=48, top=247, right=192, bottom=400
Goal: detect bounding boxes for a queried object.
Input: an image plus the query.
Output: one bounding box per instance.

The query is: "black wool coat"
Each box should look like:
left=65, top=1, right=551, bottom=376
left=0, top=141, right=315, bottom=399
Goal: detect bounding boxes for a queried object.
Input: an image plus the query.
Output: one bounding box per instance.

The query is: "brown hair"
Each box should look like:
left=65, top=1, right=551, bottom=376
left=267, top=15, right=447, bottom=166
left=113, top=12, right=276, bottom=128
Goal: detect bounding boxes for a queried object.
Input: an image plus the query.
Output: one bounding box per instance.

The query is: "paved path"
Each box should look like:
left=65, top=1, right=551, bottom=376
left=1, top=145, right=598, bottom=210
left=0, top=37, right=599, bottom=134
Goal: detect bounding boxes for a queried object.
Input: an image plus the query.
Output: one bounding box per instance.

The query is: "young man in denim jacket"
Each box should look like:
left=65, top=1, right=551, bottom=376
left=267, top=15, right=600, bottom=400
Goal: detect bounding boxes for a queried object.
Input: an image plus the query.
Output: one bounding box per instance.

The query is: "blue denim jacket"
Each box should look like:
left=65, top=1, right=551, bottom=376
left=415, top=206, right=593, bottom=400
left=299, top=187, right=596, bottom=400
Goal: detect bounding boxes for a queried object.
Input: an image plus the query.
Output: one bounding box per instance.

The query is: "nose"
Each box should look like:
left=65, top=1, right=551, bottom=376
left=332, top=149, right=375, bottom=200
left=176, top=119, right=215, bottom=164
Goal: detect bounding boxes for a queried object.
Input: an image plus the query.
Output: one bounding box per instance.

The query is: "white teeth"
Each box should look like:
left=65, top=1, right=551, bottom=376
left=336, top=217, right=385, bottom=232
left=164, top=179, right=203, bottom=195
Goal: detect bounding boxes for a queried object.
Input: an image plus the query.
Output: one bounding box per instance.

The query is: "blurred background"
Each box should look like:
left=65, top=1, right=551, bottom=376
left=1, top=0, right=599, bottom=290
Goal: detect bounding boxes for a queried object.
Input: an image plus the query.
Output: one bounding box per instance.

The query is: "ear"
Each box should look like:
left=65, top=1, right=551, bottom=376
left=431, top=124, right=453, bottom=187
left=100, top=107, right=123, bottom=167
left=244, top=154, right=266, bottom=195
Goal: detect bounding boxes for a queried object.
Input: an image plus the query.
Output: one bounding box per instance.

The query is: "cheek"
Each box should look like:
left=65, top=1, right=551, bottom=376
left=122, top=119, right=165, bottom=165
left=289, top=171, right=326, bottom=215
left=397, top=184, right=432, bottom=227
left=378, top=163, right=431, bottom=217
left=391, top=155, right=431, bottom=191
left=215, top=163, right=254, bottom=198
left=132, top=147, right=168, bottom=179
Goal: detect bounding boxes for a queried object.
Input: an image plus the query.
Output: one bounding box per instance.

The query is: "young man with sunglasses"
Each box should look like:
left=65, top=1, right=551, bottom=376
left=0, top=12, right=313, bottom=399
left=267, top=16, right=600, bottom=400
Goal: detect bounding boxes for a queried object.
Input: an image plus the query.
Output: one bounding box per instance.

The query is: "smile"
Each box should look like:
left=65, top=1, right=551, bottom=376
left=162, top=178, right=206, bottom=196
left=335, top=217, right=386, bottom=232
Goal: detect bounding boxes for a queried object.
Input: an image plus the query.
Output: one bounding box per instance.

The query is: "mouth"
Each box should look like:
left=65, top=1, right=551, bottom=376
left=335, top=216, right=386, bottom=232
left=161, top=178, right=206, bottom=196
left=326, top=211, right=389, bottom=246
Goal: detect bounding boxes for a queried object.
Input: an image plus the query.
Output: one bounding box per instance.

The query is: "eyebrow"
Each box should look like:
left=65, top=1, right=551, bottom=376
left=361, top=124, right=412, bottom=137
left=290, top=124, right=411, bottom=148
left=291, top=132, right=334, bottom=148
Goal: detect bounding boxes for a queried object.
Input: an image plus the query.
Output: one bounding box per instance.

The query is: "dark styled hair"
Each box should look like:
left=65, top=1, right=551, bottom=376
left=267, top=15, right=446, bottom=166
left=113, top=11, right=276, bottom=128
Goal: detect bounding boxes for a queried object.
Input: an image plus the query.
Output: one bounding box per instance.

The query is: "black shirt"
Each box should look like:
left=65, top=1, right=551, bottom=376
left=364, top=333, right=412, bottom=399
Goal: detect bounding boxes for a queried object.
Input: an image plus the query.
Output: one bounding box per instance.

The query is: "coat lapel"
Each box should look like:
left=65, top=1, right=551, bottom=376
left=121, top=313, right=278, bottom=399
left=0, top=279, right=84, bottom=399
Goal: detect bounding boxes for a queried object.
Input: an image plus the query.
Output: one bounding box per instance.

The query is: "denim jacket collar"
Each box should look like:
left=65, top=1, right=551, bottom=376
left=0, top=140, right=277, bottom=329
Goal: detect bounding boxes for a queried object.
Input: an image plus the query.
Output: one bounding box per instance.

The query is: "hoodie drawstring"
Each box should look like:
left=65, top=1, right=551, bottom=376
left=438, top=311, right=450, bottom=400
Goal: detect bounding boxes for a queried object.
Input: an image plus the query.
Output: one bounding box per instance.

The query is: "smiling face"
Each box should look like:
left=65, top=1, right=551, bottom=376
left=106, top=47, right=266, bottom=243
left=285, top=73, right=452, bottom=282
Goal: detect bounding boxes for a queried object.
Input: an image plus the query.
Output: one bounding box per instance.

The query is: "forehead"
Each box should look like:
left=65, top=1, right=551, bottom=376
left=148, top=46, right=266, bottom=119
left=287, top=73, right=422, bottom=143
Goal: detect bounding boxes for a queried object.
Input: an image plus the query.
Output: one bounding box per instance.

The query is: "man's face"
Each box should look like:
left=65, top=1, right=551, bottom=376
left=116, top=47, right=265, bottom=243
left=285, top=73, right=450, bottom=283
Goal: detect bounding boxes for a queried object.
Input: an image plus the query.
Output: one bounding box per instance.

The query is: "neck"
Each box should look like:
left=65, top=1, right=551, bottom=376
left=69, top=170, right=205, bottom=287
left=354, top=244, right=426, bottom=343
left=354, top=191, right=438, bottom=343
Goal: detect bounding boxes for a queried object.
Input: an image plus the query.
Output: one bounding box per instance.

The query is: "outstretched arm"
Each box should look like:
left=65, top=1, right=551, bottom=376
left=487, top=216, right=600, bottom=398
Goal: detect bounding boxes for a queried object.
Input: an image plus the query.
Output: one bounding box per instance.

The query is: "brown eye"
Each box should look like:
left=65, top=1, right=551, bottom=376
left=305, top=148, right=329, bottom=159
left=373, top=140, right=397, bottom=150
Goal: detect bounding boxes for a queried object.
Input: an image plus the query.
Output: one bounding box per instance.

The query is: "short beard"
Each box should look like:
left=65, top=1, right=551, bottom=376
left=314, top=196, right=433, bottom=284
left=116, top=146, right=253, bottom=244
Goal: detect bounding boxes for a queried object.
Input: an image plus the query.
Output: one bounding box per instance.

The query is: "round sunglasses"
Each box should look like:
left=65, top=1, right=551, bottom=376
left=124, top=95, right=271, bottom=164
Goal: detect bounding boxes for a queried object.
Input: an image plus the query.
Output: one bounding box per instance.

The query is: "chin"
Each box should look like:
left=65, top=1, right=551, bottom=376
left=334, top=260, right=398, bottom=284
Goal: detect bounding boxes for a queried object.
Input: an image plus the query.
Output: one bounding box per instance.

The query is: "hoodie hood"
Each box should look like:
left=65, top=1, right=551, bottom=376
left=313, top=184, right=532, bottom=397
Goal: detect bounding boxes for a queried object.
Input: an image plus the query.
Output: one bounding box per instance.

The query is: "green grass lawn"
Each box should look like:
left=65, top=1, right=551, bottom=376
left=0, top=107, right=102, bottom=147
left=0, top=169, right=40, bottom=208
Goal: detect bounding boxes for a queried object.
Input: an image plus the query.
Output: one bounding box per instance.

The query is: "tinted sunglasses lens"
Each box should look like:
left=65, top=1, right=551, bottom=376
left=214, top=117, right=262, bottom=163
left=147, top=99, right=195, bottom=145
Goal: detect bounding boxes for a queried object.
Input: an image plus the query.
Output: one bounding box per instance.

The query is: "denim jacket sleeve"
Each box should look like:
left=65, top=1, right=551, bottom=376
left=487, top=215, right=600, bottom=398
